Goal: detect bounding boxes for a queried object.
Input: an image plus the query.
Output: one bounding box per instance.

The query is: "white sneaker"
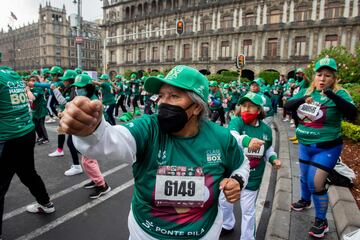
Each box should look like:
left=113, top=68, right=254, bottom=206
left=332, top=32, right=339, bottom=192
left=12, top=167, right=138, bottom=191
left=48, top=149, right=64, bottom=157
left=283, top=117, right=289, bottom=122
left=290, top=123, right=296, bottom=128
left=45, top=118, right=56, bottom=123
left=290, top=119, right=294, bottom=124
left=64, top=165, right=83, bottom=176
left=26, top=202, right=55, bottom=214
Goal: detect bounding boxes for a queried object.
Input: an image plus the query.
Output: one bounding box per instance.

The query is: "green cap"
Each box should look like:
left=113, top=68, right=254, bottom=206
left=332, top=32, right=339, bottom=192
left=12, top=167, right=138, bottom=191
left=115, top=74, right=123, bottom=79
left=157, top=74, right=165, bottom=79
left=239, top=92, right=264, bottom=107
left=274, top=79, right=279, bottom=83
left=99, top=74, right=109, bottom=80
left=224, top=84, right=230, bottom=89
left=288, top=78, right=295, bottom=83
left=49, top=66, right=63, bottom=75
left=250, top=78, right=262, bottom=86
left=42, top=68, right=50, bottom=76
left=130, top=73, right=137, bottom=79
left=315, top=57, right=337, bottom=72
left=296, top=67, right=305, bottom=73
left=74, top=67, right=82, bottom=74
left=144, top=65, right=209, bottom=102
left=31, top=70, right=39, bottom=76
left=209, top=81, right=218, bottom=87
left=60, top=70, right=77, bottom=81
left=72, top=74, right=93, bottom=87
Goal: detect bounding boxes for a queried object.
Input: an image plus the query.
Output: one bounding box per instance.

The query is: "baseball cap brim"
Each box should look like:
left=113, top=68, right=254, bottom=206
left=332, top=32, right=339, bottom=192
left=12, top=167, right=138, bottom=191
left=238, top=96, right=262, bottom=107
left=144, top=76, right=192, bottom=95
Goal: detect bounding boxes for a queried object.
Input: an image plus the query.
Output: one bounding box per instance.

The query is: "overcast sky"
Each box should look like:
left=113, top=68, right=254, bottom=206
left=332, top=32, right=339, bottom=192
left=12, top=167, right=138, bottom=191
left=0, top=0, right=103, bottom=32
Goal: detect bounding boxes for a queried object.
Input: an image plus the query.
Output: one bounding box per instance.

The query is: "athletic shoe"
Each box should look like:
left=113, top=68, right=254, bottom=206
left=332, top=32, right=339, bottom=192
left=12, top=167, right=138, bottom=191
left=45, top=117, right=56, bottom=123
left=283, top=117, right=289, bottom=122
left=291, top=199, right=311, bottom=211
left=89, top=183, right=111, bottom=199
left=309, top=218, right=329, bottom=238
left=289, top=136, right=297, bottom=141
left=38, top=139, right=49, bottom=145
left=36, top=138, right=44, bottom=143
left=220, top=228, right=234, bottom=237
left=64, top=165, right=83, bottom=176
left=292, top=140, right=298, bottom=144
left=48, top=149, right=64, bottom=157
left=84, top=181, right=96, bottom=189
left=26, top=202, right=55, bottom=214
left=290, top=123, right=296, bottom=128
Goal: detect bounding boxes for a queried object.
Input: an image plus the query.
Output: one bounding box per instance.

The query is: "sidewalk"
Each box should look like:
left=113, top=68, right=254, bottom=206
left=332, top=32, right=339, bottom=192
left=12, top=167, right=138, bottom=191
left=266, top=113, right=338, bottom=239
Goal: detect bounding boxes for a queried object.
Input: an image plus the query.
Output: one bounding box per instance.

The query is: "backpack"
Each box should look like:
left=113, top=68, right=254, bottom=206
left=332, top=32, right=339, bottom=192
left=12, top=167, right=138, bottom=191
left=326, top=157, right=356, bottom=187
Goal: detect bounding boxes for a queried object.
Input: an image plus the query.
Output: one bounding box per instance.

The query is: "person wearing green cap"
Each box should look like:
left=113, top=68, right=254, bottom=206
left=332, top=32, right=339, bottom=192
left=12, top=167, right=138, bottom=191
left=249, top=78, right=274, bottom=127
left=70, top=74, right=111, bottom=198
left=220, top=92, right=281, bottom=239
left=112, top=74, right=128, bottom=117
left=284, top=57, right=358, bottom=238
left=209, top=81, right=225, bottom=126
left=74, top=67, right=82, bottom=75
left=130, top=72, right=142, bottom=116
left=51, top=69, right=83, bottom=176
left=0, top=66, right=55, bottom=239
left=93, top=74, right=116, bottom=125
left=60, top=65, right=250, bottom=240
left=28, top=75, right=50, bottom=145
left=270, top=79, right=281, bottom=114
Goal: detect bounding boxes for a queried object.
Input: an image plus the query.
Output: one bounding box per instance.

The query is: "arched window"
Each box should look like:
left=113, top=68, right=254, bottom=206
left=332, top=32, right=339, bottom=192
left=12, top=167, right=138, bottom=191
left=166, top=0, right=172, bottom=9
left=151, top=1, right=157, bottom=12
left=144, top=2, right=148, bottom=14
left=125, top=7, right=130, bottom=19
left=138, top=4, right=142, bottom=16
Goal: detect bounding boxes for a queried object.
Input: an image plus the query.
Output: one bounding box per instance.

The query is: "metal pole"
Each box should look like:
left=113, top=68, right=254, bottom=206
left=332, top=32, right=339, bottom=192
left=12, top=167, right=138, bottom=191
left=103, top=39, right=106, bottom=74
left=77, top=0, right=81, bottom=68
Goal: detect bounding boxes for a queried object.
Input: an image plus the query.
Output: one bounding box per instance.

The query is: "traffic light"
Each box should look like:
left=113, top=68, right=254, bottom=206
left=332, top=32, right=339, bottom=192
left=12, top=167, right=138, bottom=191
left=176, top=19, right=185, bottom=35
left=236, top=54, right=245, bottom=69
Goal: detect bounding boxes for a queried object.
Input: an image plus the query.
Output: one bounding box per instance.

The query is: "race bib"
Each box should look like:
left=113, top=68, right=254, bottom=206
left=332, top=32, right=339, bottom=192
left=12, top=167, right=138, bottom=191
left=273, top=90, right=278, bottom=95
left=243, top=145, right=265, bottom=159
left=155, top=166, right=205, bottom=208
left=297, top=103, right=320, bottom=121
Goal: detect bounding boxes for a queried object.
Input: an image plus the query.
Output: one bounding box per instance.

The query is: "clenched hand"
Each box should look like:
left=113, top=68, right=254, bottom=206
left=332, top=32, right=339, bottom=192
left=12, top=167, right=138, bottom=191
left=60, top=96, right=103, bottom=136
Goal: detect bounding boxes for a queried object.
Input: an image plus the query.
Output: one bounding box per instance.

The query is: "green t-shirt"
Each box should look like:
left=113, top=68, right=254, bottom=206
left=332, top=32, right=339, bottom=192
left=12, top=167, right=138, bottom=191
left=115, top=81, right=125, bottom=96
left=228, top=117, right=274, bottom=190
left=293, top=88, right=354, bottom=145
left=100, top=82, right=116, bottom=105
left=0, top=67, right=34, bottom=141
left=124, top=114, right=244, bottom=239
left=131, top=79, right=141, bottom=96
left=31, top=87, right=47, bottom=119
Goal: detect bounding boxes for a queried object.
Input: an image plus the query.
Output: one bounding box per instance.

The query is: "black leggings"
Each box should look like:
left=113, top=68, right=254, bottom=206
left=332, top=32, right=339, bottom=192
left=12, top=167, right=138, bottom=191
left=33, top=117, right=48, bottom=140
left=67, top=135, right=79, bottom=165
left=132, top=95, right=140, bottom=109
left=106, top=104, right=116, bottom=126
left=0, top=131, right=50, bottom=236
left=115, top=95, right=127, bottom=116
left=48, top=95, right=58, bottom=117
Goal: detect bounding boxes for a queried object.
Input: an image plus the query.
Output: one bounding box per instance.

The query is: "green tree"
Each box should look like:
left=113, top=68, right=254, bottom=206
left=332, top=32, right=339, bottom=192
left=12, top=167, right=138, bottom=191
left=258, top=71, right=280, bottom=85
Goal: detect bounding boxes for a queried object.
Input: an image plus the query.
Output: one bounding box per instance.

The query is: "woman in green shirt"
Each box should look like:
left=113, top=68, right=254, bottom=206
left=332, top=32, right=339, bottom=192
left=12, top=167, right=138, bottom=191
left=285, top=57, right=358, bottom=238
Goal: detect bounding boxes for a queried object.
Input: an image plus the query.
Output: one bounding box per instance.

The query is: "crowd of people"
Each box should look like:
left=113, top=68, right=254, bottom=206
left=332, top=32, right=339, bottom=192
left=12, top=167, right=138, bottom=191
left=0, top=56, right=357, bottom=240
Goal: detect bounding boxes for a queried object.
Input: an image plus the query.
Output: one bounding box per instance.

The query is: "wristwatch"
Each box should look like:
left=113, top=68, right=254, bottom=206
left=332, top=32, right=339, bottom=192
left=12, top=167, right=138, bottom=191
left=231, top=174, right=244, bottom=190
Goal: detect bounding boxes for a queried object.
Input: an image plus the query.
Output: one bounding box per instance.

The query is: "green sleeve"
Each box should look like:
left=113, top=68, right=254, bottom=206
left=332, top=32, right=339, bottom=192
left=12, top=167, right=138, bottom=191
left=336, top=89, right=355, bottom=105
left=224, top=132, right=244, bottom=177
left=228, top=117, right=251, bottom=147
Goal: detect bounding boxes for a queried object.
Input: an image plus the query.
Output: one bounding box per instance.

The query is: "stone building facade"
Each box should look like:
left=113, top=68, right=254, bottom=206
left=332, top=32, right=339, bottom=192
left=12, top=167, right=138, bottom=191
left=102, top=0, right=360, bottom=79
left=0, top=2, right=102, bottom=71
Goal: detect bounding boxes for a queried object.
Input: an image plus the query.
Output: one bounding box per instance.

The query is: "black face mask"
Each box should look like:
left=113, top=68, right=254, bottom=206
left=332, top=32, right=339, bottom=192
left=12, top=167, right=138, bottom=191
left=157, top=103, right=194, bottom=133
left=297, top=76, right=303, bottom=81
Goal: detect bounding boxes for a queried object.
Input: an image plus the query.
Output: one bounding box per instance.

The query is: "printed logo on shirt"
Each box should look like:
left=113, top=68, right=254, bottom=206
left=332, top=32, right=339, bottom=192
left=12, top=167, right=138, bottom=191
left=206, top=149, right=221, bottom=164
left=127, top=122, right=134, bottom=128
left=263, top=134, right=269, bottom=141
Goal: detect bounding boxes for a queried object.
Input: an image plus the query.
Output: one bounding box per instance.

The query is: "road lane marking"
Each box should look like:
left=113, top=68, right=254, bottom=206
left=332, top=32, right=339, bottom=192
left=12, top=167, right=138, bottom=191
left=14, top=179, right=134, bottom=240
left=4, top=163, right=129, bottom=220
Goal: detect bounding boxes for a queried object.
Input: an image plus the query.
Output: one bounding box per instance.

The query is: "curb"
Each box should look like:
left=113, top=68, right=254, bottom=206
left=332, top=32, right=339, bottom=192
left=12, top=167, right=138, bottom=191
left=265, top=117, right=291, bottom=240
left=329, top=185, right=360, bottom=238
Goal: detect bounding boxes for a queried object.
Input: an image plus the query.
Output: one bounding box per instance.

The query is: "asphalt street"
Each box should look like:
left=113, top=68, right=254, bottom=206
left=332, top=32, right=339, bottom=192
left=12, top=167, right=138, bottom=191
left=2, top=117, right=276, bottom=240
